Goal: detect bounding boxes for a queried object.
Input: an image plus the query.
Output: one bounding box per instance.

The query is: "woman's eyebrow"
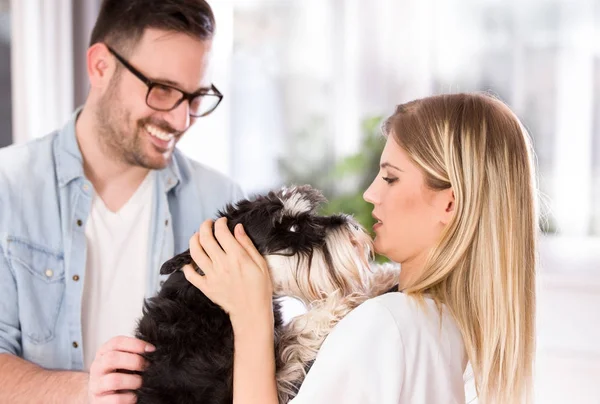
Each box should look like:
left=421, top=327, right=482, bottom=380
left=380, top=162, right=403, bottom=172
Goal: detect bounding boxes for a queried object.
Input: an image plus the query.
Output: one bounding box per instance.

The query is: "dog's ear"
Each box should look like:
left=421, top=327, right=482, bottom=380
left=277, top=185, right=327, bottom=215
left=159, top=249, right=201, bottom=275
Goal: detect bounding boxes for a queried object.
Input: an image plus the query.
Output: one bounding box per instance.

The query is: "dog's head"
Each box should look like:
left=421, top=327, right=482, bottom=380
left=161, top=185, right=373, bottom=302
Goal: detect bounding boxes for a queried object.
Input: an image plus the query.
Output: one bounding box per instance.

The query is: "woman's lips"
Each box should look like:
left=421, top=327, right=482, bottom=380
left=372, top=215, right=382, bottom=231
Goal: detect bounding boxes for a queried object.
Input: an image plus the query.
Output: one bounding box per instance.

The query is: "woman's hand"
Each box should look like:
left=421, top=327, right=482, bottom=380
left=183, top=217, right=281, bottom=404
left=182, top=217, right=274, bottom=331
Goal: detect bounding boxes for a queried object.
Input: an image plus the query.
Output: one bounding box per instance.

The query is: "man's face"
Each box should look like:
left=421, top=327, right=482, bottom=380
left=95, top=29, right=213, bottom=169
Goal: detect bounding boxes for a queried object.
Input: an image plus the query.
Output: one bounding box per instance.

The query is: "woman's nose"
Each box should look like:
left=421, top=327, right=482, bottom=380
left=363, top=180, right=378, bottom=205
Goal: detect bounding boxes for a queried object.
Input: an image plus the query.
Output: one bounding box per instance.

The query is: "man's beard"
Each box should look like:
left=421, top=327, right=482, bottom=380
left=94, top=76, right=178, bottom=170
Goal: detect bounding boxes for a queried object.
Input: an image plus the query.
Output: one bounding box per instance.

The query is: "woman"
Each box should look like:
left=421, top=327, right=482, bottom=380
left=183, top=93, right=538, bottom=403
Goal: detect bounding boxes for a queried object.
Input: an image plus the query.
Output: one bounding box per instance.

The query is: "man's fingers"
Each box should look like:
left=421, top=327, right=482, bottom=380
left=96, top=392, right=138, bottom=404
left=97, top=351, right=148, bottom=374
left=94, top=373, right=143, bottom=396
left=96, top=336, right=154, bottom=356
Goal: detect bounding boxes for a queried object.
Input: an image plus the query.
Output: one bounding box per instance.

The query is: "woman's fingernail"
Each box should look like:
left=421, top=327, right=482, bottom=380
left=236, top=224, right=245, bottom=236
left=145, top=344, right=156, bottom=352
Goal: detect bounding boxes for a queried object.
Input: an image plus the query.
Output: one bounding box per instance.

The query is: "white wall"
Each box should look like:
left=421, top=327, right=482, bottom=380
left=10, top=0, right=74, bottom=143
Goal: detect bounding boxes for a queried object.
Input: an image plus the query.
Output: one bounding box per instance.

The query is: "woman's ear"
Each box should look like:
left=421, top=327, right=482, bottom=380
left=439, top=188, right=455, bottom=226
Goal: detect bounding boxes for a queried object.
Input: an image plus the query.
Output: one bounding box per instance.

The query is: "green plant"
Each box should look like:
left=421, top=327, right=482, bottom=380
left=279, top=115, right=388, bottom=260
left=319, top=116, right=385, bottom=224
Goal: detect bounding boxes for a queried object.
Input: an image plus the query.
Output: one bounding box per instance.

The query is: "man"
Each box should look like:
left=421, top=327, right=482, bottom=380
left=0, top=1, right=243, bottom=402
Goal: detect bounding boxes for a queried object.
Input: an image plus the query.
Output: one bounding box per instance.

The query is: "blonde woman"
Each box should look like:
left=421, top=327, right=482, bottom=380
left=183, top=93, right=538, bottom=404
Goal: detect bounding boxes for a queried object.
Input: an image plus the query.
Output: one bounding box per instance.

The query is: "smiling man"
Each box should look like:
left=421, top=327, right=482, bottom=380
left=0, top=1, right=243, bottom=403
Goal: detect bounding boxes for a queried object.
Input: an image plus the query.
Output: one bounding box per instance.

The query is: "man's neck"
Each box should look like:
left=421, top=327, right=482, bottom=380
left=75, top=107, right=151, bottom=212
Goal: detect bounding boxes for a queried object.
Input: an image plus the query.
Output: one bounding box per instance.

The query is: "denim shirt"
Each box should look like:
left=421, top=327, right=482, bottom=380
left=0, top=110, right=244, bottom=370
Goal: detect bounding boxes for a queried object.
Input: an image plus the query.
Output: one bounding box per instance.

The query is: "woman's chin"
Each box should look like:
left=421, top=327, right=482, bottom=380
left=373, top=243, right=403, bottom=264
left=373, top=239, right=387, bottom=256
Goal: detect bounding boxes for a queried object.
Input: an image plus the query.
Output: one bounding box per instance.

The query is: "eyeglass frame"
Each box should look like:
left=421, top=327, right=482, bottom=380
left=105, top=45, right=223, bottom=118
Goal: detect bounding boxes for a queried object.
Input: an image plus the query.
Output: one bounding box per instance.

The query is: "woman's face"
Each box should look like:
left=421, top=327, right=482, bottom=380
left=363, top=136, right=453, bottom=279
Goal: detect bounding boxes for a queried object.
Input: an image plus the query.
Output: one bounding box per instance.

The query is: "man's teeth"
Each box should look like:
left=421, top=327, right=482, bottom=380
left=146, top=125, right=174, bottom=141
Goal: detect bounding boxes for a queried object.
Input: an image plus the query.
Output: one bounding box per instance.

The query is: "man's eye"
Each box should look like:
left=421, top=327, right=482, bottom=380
left=155, top=85, right=174, bottom=95
left=382, top=177, right=397, bottom=184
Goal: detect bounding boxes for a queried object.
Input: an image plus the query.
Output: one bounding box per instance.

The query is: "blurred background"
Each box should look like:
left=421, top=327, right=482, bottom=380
left=2, top=0, right=599, bottom=402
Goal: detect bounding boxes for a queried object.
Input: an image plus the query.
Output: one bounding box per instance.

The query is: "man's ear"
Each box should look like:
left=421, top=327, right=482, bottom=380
left=87, top=43, right=115, bottom=90
left=439, top=188, right=455, bottom=226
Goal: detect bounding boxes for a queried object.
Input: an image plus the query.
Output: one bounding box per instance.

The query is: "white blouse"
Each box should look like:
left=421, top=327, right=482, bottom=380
left=289, top=292, right=468, bottom=404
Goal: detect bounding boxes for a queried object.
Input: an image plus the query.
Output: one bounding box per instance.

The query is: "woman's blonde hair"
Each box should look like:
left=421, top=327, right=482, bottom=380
left=384, top=93, right=537, bottom=403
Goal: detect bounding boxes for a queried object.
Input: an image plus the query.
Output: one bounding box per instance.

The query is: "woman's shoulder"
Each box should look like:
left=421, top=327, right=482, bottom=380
left=352, top=293, right=466, bottom=396
left=368, top=292, right=439, bottom=318
left=291, top=292, right=467, bottom=404
left=320, top=292, right=404, bottom=348
left=290, top=293, right=407, bottom=403
left=345, top=292, right=464, bottom=353
left=302, top=293, right=409, bottom=375
left=341, top=292, right=414, bottom=330
left=351, top=292, right=439, bottom=328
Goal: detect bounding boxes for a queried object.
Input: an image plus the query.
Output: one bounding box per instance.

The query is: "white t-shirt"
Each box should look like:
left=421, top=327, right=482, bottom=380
left=81, top=172, right=155, bottom=370
left=289, top=292, right=468, bottom=404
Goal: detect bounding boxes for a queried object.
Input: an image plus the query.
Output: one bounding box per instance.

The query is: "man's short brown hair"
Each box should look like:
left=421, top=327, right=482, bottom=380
left=90, top=0, right=215, bottom=54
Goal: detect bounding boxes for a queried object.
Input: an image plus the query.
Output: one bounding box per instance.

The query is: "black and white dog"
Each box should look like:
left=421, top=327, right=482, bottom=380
left=133, top=185, right=399, bottom=404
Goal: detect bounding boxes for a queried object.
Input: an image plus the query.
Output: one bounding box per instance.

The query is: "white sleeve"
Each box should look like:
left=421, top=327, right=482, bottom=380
left=288, top=298, right=404, bottom=404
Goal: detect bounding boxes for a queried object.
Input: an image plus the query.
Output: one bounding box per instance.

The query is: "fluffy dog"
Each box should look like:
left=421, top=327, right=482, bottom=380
left=133, top=185, right=399, bottom=404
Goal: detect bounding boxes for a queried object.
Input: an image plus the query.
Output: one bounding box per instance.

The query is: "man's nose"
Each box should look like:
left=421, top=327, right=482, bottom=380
left=165, top=101, right=191, bottom=133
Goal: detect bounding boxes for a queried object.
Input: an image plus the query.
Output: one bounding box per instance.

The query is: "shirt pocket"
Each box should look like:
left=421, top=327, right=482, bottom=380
left=6, top=237, right=65, bottom=345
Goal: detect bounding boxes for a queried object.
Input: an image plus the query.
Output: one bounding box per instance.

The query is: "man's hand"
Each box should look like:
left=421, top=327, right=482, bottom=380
left=88, top=336, right=155, bottom=403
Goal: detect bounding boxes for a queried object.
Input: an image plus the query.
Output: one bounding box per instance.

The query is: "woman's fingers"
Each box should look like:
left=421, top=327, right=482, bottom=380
left=188, top=232, right=213, bottom=276
left=213, top=217, right=246, bottom=256
left=182, top=264, right=207, bottom=291
left=189, top=220, right=265, bottom=277
left=198, top=219, right=225, bottom=263
left=234, top=224, right=268, bottom=272
left=181, top=219, right=274, bottom=322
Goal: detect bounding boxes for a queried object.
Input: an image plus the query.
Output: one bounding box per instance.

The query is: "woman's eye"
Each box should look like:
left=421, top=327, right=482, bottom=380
left=382, top=176, right=397, bottom=184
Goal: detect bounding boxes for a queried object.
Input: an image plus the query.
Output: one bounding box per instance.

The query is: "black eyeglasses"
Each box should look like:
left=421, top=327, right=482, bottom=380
left=106, top=45, right=223, bottom=118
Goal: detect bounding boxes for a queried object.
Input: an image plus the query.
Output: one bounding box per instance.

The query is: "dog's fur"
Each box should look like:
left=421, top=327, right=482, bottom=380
left=133, top=185, right=399, bottom=404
